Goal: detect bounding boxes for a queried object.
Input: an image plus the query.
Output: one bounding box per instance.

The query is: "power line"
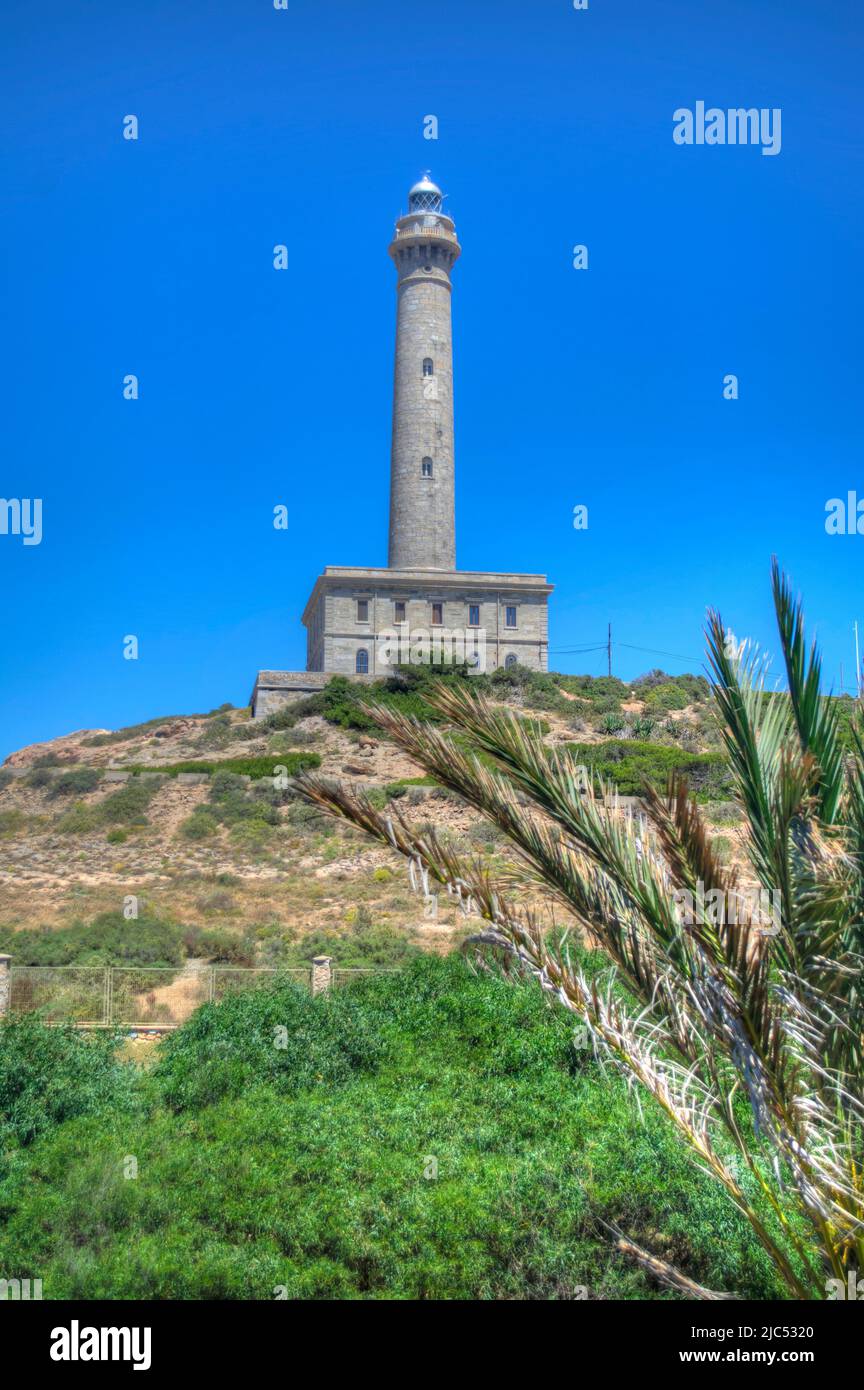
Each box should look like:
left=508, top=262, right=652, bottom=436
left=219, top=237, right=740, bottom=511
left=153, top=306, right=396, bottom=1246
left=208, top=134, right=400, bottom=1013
left=550, top=640, right=704, bottom=665
left=617, top=642, right=704, bottom=665
left=548, top=646, right=609, bottom=656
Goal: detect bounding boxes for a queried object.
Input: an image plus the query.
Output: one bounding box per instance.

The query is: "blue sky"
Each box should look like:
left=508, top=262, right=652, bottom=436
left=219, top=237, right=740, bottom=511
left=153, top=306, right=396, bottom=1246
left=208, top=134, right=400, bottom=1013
left=2, top=0, right=862, bottom=760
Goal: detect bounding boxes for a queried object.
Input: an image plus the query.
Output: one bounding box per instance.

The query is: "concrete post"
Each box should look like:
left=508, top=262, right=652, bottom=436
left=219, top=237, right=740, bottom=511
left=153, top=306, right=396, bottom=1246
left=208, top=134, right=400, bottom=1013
left=0, top=954, right=11, bottom=1019
left=311, top=956, right=333, bottom=996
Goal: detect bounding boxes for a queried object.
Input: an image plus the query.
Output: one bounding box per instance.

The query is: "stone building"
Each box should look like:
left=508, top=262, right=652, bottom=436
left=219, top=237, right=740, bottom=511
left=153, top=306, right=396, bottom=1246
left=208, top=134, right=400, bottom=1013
left=250, top=175, right=552, bottom=717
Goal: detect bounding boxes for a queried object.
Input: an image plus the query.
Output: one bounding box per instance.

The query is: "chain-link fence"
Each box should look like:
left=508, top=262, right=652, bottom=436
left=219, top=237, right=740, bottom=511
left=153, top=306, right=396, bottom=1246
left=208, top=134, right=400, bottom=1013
left=8, top=964, right=314, bottom=1029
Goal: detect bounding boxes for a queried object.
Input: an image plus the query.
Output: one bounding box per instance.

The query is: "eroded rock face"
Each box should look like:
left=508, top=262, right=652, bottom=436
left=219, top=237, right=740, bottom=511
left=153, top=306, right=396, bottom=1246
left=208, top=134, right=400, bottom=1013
left=152, top=721, right=196, bottom=739
left=4, top=731, right=111, bottom=768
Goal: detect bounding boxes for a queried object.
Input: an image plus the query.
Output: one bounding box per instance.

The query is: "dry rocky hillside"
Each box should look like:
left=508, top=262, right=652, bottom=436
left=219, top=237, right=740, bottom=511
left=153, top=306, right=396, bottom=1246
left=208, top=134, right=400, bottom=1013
left=0, top=673, right=740, bottom=971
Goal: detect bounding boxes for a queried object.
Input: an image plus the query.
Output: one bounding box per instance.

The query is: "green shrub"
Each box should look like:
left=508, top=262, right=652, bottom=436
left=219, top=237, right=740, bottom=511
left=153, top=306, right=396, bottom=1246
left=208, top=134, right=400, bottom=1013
left=98, top=779, right=161, bottom=827
left=26, top=767, right=53, bottom=789
left=0, top=1016, right=137, bottom=1150
left=0, top=808, right=28, bottom=836
left=229, top=819, right=274, bottom=846
left=153, top=979, right=382, bottom=1112
left=106, top=829, right=127, bottom=845
left=179, top=812, right=219, bottom=840
left=48, top=768, right=102, bottom=798
left=567, top=739, right=732, bottom=800
left=56, top=801, right=102, bottom=834
left=554, top=674, right=628, bottom=710
left=643, top=683, right=690, bottom=713
left=0, top=958, right=787, bottom=1299
left=268, top=728, right=318, bottom=748
left=182, top=925, right=255, bottom=966
left=599, top=712, right=626, bottom=734
left=0, top=913, right=185, bottom=969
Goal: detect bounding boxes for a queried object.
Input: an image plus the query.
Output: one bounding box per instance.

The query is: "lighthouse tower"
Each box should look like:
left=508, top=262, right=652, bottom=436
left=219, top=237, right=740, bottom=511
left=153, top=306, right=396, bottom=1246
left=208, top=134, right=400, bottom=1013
left=387, top=174, right=460, bottom=570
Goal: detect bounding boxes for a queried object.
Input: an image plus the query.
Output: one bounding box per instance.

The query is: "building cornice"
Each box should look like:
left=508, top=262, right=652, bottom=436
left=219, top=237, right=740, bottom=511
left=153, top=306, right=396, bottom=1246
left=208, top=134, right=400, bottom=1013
left=301, top=567, right=554, bottom=626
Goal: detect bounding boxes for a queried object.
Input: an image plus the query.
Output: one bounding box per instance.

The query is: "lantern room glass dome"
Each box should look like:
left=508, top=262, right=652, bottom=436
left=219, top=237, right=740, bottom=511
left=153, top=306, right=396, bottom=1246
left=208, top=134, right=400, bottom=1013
left=408, top=174, right=443, bottom=214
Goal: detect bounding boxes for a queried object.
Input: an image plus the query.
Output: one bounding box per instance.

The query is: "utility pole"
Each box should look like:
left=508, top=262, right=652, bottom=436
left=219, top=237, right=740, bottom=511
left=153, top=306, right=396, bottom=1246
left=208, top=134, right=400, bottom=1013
left=856, top=623, right=861, bottom=699
left=607, top=623, right=612, bottom=679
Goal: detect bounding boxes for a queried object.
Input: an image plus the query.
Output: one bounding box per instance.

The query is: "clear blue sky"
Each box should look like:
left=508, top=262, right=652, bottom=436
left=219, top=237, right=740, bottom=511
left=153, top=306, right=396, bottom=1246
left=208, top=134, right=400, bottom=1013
left=2, top=0, right=862, bottom=760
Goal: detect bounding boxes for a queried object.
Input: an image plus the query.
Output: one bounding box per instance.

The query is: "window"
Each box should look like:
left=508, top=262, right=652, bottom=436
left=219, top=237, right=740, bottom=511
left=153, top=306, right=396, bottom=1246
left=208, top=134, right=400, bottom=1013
left=356, top=649, right=369, bottom=674
left=468, top=604, right=480, bottom=627
left=421, top=457, right=433, bottom=477
left=394, top=600, right=406, bottom=622
left=356, top=599, right=369, bottom=622
left=422, top=358, right=434, bottom=377
left=431, top=602, right=443, bottom=626
left=505, top=605, right=517, bottom=628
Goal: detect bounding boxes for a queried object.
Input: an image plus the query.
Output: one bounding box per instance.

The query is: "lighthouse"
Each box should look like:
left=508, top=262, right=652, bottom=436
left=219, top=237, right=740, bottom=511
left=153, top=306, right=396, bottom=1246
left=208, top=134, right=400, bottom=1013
left=250, top=174, right=553, bottom=716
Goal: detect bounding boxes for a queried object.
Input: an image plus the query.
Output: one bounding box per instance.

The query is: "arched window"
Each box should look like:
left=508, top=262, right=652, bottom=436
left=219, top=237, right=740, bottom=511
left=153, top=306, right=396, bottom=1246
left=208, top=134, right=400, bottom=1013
left=422, top=358, right=434, bottom=377
left=356, top=649, right=369, bottom=674
left=504, top=654, right=518, bottom=670
left=421, top=457, right=433, bottom=477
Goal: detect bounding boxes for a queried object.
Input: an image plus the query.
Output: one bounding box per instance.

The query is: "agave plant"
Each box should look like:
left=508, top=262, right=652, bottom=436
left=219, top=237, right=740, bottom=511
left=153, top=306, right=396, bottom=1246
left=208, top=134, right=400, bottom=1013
left=297, top=561, right=864, bottom=1300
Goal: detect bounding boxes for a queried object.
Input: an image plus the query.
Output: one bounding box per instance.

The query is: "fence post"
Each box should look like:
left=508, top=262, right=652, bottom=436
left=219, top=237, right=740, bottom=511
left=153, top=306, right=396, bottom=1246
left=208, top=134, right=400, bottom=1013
left=0, top=954, right=10, bottom=1019
left=311, top=956, right=332, bottom=996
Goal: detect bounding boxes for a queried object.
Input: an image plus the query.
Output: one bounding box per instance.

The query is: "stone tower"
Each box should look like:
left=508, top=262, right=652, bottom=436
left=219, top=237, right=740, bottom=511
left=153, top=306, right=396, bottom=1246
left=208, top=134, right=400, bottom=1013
left=387, top=175, right=460, bottom=570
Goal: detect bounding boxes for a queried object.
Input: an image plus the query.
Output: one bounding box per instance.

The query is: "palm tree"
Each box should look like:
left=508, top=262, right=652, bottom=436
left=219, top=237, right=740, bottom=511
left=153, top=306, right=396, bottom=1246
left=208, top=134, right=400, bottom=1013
left=298, top=561, right=864, bottom=1299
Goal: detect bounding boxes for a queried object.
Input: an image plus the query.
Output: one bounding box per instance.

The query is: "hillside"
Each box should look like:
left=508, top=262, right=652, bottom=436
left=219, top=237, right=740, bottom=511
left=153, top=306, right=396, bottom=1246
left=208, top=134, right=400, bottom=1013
left=0, top=666, right=748, bottom=975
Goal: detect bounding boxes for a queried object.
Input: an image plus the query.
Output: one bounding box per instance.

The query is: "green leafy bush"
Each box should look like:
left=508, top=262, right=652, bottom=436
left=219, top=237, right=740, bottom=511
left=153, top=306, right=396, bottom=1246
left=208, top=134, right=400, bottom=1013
left=567, top=739, right=732, bottom=800
left=55, top=801, right=102, bottom=834
left=48, top=768, right=102, bottom=798
left=0, top=913, right=185, bottom=968
left=153, top=979, right=382, bottom=1112
left=26, top=767, right=54, bottom=789
left=99, top=779, right=161, bottom=827
left=192, top=715, right=234, bottom=751
left=643, top=682, right=690, bottom=712
left=0, top=809, right=28, bottom=837
left=179, top=811, right=219, bottom=840
left=0, top=1016, right=137, bottom=1150
left=0, top=958, right=787, bottom=1299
